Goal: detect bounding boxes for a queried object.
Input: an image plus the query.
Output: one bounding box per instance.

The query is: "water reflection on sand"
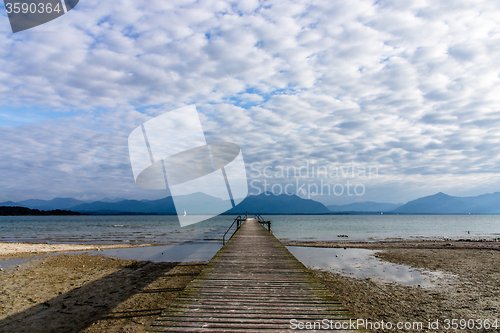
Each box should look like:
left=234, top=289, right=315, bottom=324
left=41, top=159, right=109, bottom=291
left=97, top=242, right=222, bottom=262
left=1, top=242, right=456, bottom=288
left=0, top=242, right=223, bottom=271
left=287, top=246, right=455, bottom=287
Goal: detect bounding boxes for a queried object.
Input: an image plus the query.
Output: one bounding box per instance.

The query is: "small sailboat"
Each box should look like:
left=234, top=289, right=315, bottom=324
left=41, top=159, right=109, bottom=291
left=184, top=210, right=187, bottom=216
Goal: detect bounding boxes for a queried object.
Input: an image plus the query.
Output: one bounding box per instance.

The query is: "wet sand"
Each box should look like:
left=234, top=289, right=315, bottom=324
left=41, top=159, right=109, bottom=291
left=311, top=245, right=500, bottom=332
left=1, top=241, right=499, bottom=332
left=0, top=242, right=155, bottom=260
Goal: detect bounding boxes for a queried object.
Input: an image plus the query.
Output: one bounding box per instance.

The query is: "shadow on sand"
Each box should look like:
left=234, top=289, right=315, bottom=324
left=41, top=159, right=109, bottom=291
left=0, top=261, right=204, bottom=333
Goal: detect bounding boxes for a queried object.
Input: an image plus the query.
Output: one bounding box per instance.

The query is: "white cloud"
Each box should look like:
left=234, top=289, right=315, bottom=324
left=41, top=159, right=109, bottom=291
left=1, top=0, right=500, bottom=203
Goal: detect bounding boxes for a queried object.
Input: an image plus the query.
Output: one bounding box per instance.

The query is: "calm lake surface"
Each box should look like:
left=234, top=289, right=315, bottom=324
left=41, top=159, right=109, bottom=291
left=0, top=214, right=499, bottom=244
left=1, top=215, right=495, bottom=285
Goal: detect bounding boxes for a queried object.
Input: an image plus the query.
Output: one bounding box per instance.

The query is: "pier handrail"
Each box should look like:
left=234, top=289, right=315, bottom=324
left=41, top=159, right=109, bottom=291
left=223, top=215, right=245, bottom=245
left=255, top=214, right=271, bottom=232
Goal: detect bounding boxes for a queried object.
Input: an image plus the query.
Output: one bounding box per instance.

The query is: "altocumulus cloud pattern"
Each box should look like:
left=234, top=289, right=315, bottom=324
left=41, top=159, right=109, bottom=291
left=128, top=105, right=248, bottom=227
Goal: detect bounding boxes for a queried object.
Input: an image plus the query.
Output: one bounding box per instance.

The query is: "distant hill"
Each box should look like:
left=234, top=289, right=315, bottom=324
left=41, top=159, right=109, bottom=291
left=226, top=192, right=331, bottom=214
left=6, top=191, right=500, bottom=215
left=98, top=197, right=128, bottom=203
left=392, top=192, right=500, bottom=214
left=327, top=201, right=402, bottom=212
left=70, top=192, right=232, bottom=215
left=71, top=192, right=330, bottom=215
left=70, top=197, right=177, bottom=214
left=0, top=206, right=83, bottom=216
left=0, top=198, right=87, bottom=210
left=0, top=194, right=335, bottom=215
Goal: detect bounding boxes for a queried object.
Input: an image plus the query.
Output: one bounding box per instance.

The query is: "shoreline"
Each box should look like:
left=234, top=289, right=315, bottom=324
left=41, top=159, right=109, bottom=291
left=284, top=238, right=500, bottom=250
left=2, top=237, right=499, bottom=256
left=0, top=242, right=160, bottom=261
left=1, top=240, right=499, bottom=332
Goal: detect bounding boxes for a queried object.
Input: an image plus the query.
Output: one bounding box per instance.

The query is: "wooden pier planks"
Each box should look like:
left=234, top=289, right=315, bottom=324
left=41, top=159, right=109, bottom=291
left=148, top=218, right=359, bottom=332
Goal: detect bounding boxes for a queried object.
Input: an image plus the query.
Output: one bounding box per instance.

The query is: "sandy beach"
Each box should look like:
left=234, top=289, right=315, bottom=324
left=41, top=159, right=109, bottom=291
left=0, top=251, right=205, bottom=333
left=0, top=242, right=155, bottom=261
left=314, top=248, right=500, bottom=332
left=1, top=241, right=499, bottom=332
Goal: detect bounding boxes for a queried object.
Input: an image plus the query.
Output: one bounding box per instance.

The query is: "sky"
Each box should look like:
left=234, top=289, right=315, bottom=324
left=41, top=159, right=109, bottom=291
left=1, top=0, right=500, bottom=205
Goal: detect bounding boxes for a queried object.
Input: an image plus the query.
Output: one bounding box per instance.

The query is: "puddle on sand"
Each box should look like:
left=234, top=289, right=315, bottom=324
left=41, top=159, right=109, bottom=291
left=287, top=246, right=454, bottom=287
left=0, top=257, right=32, bottom=270
left=0, top=242, right=223, bottom=271
left=1, top=243, right=454, bottom=288
left=97, top=242, right=222, bottom=262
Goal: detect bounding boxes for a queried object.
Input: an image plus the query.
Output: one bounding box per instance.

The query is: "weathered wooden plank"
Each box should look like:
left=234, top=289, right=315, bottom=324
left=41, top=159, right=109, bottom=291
left=154, top=313, right=351, bottom=320
left=150, top=321, right=350, bottom=330
left=150, top=326, right=352, bottom=333
left=148, top=218, right=360, bottom=332
left=158, top=309, right=351, bottom=316
left=162, top=304, right=346, bottom=311
left=173, top=298, right=343, bottom=305
left=152, top=317, right=355, bottom=324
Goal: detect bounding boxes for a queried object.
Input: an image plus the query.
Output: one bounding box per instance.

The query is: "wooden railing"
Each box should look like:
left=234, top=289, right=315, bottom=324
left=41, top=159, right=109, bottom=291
left=255, top=214, right=271, bottom=232
left=222, top=215, right=245, bottom=245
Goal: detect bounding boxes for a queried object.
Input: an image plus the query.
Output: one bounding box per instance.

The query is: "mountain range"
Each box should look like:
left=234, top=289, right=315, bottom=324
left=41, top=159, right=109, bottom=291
left=3, top=191, right=500, bottom=214
left=393, top=192, right=500, bottom=214
left=226, top=192, right=331, bottom=214
left=0, top=192, right=331, bottom=215
left=0, top=197, right=87, bottom=210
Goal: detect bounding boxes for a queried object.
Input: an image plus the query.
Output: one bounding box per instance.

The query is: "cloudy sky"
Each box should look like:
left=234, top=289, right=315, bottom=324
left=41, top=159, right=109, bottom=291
left=1, top=0, right=500, bottom=205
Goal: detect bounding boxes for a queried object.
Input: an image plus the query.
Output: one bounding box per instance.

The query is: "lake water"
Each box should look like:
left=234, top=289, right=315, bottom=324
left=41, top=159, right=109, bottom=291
left=3, top=214, right=491, bottom=286
left=1, top=214, right=499, bottom=244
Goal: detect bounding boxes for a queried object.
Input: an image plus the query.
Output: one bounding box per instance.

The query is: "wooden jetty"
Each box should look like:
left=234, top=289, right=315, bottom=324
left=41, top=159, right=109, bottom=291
left=149, top=218, right=359, bottom=332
